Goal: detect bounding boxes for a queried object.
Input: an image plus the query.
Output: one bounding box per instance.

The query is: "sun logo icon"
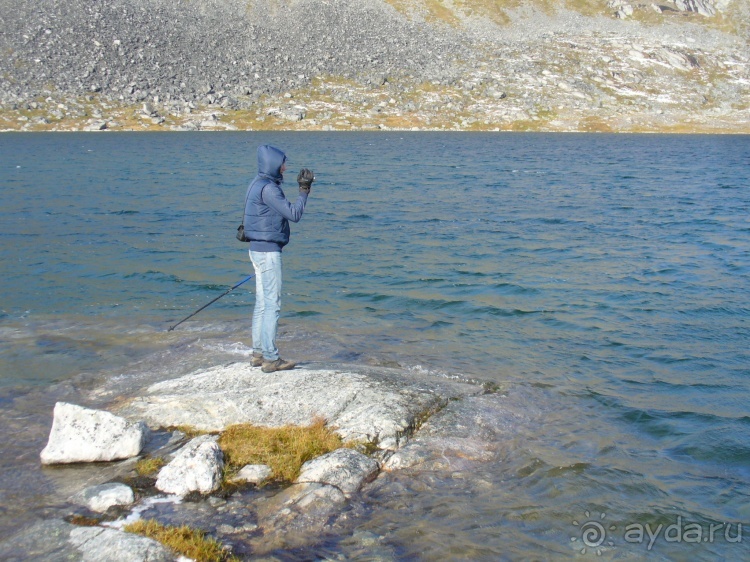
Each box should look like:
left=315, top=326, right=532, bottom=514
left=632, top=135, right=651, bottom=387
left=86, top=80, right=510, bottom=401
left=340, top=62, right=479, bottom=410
left=571, top=511, right=616, bottom=555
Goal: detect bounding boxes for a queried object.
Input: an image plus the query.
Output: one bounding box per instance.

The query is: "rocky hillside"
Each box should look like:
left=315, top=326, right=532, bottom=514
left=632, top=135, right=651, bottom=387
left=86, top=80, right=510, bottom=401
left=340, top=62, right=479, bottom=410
left=1, top=0, right=748, bottom=132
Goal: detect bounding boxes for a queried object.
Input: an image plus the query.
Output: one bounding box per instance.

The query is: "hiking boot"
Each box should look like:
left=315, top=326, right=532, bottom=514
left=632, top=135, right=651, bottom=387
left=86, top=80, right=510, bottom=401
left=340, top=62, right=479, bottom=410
left=261, top=358, right=296, bottom=373
left=251, top=353, right=263, bottom=367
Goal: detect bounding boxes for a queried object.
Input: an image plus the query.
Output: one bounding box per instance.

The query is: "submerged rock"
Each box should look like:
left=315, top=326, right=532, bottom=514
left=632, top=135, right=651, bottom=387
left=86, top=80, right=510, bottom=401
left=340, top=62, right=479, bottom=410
left=244, top=448, right=380, bottom=552
left=40, top=402, right=149, bottom=465
left=252, top=481, right=347, bottom=553
left=74, top=482, right=135, bottom=512
left=119, top=365, right=456, bottom=450
left=155, top=434, right=224, bottom=496
left=382, top=392, right=536, bottom=473
left=383, top=435, right=496, bottom=472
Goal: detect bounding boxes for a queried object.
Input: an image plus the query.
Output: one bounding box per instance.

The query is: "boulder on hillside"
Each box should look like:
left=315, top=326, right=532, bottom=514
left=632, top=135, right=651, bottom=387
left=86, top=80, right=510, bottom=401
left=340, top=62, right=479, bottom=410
left=673, top=0, right=716, bottom=15
left=40, top=402, right=149, bottom=465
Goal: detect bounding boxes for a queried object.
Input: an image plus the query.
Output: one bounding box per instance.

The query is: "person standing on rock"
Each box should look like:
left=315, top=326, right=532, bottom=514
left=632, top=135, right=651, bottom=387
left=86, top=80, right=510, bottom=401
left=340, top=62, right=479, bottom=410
left=243, top=144, right=314, bottom=373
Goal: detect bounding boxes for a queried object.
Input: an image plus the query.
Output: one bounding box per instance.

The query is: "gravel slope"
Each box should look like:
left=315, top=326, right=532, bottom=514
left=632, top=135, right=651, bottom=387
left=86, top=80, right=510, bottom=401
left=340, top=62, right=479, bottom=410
left=1, top=0, right=748, bottom=132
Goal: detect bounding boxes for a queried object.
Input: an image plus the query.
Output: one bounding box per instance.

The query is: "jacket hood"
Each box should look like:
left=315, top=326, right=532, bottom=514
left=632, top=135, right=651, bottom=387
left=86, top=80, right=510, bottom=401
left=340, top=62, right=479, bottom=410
left=257, top=145, right=286, bottom=182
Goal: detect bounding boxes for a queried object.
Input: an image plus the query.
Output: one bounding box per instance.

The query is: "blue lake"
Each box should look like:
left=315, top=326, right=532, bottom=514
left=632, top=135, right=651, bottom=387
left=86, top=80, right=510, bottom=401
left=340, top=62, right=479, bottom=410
left=0, top=132, right=748, bottom=559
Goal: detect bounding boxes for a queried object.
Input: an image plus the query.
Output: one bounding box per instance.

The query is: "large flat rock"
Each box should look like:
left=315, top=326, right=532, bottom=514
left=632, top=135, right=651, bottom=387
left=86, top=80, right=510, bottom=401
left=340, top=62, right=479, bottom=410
left=118, top=364, right=470, bottom=450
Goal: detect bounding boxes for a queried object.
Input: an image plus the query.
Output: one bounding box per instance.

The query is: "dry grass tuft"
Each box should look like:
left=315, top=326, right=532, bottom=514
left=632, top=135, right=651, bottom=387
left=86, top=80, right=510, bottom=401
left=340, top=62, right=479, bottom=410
left=218, top=417, right=344, bottom=483
left=135, top=457, right=166, bottom=476
left=124, top=519, right=238, bottom=562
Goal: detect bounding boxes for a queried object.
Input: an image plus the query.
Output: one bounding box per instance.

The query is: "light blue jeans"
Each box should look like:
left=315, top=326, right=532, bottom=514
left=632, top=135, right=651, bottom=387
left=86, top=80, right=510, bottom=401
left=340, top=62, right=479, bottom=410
left=249, top=250, right=282, bottom=361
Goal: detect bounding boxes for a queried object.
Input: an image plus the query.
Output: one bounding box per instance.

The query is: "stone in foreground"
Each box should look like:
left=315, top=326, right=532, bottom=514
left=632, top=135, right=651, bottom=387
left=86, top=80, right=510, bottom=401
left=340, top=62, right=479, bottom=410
left=296, top=448, right=379, bottom=497
left=0, top=519, right=80, bottom=560
left=74, top=483, right=135, bottom=512
left=233, top=464, right=272, bottom=484
left=69, top=526, right=174, bottom=562
left=120, top=365, right=449, bottom=450
left=41, top=402, right=149, bottom=465
left=155, top=434, right=224, bottom=496
left=252, top=481, right=347, bottom=553
left=0, top=519, right=172, bottom=561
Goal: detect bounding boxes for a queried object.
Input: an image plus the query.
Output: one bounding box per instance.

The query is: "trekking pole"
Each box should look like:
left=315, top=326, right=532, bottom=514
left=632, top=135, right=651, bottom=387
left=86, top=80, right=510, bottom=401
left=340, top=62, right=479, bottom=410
left=167, top=274, right=254, bottom=332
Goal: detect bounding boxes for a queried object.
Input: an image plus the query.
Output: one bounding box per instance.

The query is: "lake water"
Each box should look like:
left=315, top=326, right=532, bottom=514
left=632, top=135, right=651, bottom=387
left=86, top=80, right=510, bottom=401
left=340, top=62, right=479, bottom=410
left=1, top=132, right=749, bottom=559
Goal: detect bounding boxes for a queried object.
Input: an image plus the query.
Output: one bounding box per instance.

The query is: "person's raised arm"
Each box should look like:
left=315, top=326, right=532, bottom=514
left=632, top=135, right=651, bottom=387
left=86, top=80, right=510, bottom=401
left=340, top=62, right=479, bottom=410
left=262, top=169, right=315, bottom=223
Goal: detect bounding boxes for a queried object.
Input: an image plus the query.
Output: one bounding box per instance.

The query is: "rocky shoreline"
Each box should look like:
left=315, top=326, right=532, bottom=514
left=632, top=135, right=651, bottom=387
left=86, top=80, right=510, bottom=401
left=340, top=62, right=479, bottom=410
left=1, top=363, right=505, bottom=560
left=1, top=0, right=749, bottom=133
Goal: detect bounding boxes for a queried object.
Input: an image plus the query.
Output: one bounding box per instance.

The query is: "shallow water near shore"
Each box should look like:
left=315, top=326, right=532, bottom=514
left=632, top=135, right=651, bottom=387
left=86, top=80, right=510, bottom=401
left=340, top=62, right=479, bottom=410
left=1, top=132, right=749, bottom=559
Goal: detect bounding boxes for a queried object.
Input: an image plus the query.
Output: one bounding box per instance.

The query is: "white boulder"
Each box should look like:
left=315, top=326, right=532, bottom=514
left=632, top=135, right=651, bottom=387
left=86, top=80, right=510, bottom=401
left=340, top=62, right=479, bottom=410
left=40, top=402, right=148, bottom=465
left=296, top=448, right=379, bottom=497
left=75, top=483, right=135, bottom=512
left=83, top=120, right=108, bottom=131
left=155, top=435, right=224, bottom=496
left=233, top=464, right=272, bottom=484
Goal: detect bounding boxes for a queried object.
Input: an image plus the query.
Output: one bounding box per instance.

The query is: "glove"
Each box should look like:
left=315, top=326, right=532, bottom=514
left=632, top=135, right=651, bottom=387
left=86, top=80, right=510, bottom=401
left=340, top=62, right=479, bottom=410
left=297, top=168, right=314, bottom=194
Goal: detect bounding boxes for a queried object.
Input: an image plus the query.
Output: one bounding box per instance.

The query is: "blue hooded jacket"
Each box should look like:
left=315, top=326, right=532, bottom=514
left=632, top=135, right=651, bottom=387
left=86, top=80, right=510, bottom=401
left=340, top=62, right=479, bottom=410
left=243, top=145, right=308, bottom=252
